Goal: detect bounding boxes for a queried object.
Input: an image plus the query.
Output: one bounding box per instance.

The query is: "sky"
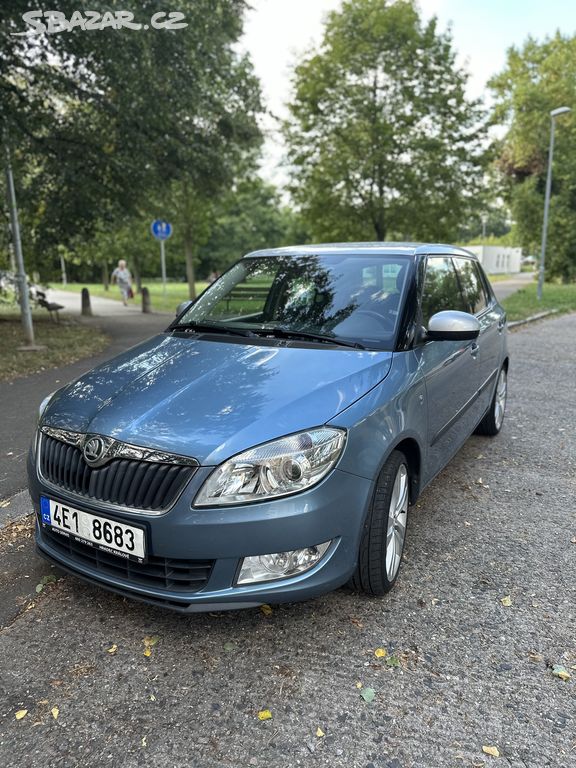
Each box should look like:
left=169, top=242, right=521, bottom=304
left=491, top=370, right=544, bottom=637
left=241, top=0, right=576, bottom=185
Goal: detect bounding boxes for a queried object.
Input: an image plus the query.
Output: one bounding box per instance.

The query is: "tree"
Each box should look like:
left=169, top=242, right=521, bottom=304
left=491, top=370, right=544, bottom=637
left=284, top=0, right=487, bottom=243
left=0, top=1, right=263, bottom=294
left=490, top=34, right=576, bottom=281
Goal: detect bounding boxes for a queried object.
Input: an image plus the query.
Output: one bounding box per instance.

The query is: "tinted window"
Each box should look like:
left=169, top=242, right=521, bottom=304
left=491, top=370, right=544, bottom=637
left=454, top=258, right=488, bottom=314
left=421, top=257, right=467, bottom=326
left=177, top=253, right=412, bottom=350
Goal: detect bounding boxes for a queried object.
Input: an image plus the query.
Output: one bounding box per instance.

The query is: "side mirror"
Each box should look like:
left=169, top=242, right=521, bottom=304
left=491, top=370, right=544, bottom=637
left=176, top=300, right=193, bottom=317
left=426, top=310, right=480, bottom=341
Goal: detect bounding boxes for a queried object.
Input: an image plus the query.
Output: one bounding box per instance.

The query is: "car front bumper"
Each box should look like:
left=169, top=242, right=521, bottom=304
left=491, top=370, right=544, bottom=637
left=28, top=451, right=374, bottom=612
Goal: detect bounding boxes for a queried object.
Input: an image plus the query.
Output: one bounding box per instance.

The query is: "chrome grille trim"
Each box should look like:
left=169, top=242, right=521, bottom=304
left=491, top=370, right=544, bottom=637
left=40, top=426, right=199, bottom=468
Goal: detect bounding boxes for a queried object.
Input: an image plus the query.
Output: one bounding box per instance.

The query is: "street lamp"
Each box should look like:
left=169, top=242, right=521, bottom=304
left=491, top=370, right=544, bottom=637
left=537, top=106, right=571, bottom=301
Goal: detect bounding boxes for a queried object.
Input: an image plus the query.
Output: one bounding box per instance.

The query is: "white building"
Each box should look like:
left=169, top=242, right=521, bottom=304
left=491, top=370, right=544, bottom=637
left=465, top=245, right=522, bottom=275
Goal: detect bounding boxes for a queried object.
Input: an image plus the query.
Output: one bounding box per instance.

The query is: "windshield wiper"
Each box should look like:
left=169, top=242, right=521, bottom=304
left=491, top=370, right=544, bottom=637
left=170, top=321, right=256, bottom=338
left=251, top=327, right=366, bottom=349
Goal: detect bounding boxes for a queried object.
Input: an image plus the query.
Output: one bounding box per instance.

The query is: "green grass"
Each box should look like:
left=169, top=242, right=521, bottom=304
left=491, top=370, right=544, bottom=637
left=501, top=282, right=576, bottom=322
left=486, top=273, right=516, bottom=283
left=0, top=307, right=109, bottom=382
left=57, top=282, right=209, bottom=313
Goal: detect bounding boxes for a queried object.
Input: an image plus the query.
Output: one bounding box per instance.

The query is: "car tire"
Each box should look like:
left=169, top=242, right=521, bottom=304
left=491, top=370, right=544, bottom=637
left=475, top=366, right=507, bottom=437
left=349, top=450, right=409, bottom=596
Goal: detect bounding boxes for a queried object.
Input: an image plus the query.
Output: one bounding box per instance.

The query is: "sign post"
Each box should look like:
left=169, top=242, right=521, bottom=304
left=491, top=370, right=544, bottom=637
left=150, top=219, right=173, bottom=300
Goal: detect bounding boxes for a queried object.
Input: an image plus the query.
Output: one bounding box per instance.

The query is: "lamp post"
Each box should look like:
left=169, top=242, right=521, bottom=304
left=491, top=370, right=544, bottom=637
left=537, top=106, right=571, bottom=301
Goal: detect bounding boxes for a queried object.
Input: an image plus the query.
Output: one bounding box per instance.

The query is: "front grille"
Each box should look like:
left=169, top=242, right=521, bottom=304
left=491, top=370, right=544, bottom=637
left=40, top=524, right=214, bottom=593
left=39, top=434, right=196, bottom=512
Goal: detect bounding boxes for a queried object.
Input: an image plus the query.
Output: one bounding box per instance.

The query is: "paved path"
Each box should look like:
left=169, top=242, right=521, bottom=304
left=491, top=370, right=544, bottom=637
left=491, top=271, right=535, bottom=301
left=0, top=313, right=574, bottom=767
left=0, top=290, right=170, bottom=501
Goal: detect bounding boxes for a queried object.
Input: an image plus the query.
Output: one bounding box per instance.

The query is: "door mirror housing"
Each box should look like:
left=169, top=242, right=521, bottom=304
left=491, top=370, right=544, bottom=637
left=426, top=310, right=480, bottom=341
left=176, top=300, right=193, bottom=317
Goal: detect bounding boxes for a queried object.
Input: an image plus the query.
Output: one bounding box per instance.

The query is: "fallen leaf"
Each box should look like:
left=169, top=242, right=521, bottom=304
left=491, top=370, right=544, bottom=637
left=552, top=664, right=571, bottom=681
left=141, top=736, right=147, bottom=747
left=223, top=641, right=236, bottom=652
left=143, top=636, right=159, bottom=647
left=107, top=644, right=118, bottom=655
left=316, top=727, right=325, bottom=738
left=482, top=745, right=500, bottom=757
left=260, top=604, right=273, bottom=617
left=360, top=687, right=375, bottom=703
left=350, top=617, right=363, bottom=629
left=257, top=709, right=272, bottom=721
left=385, top=654, right=400, bottom=668
left=355, top=681, right=363, bottom=689
left=374, top=648, right=387, bottom=659
left=143, top=647, right=152, bottom=658
left=51, top=706, right=59, bottom=720
left=15, top=710, right=28, bottom=720
left=150, top=694, right=156, bottom=701
left=500, top=595, right=512, bottom=607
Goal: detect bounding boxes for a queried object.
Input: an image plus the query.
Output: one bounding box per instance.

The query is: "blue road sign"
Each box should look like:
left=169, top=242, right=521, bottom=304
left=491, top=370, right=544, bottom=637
left=151, top=219, right=173, bottom=241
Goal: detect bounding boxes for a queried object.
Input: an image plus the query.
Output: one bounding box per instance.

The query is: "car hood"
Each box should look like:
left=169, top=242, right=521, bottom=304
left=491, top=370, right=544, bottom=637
left=43, top=333, right=393, bottom=465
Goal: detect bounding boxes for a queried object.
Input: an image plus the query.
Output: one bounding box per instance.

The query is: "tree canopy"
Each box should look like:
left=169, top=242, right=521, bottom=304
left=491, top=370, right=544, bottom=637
left=284, top=0, right=488, bottom=243
left=490, top=33, right=576, bottom=281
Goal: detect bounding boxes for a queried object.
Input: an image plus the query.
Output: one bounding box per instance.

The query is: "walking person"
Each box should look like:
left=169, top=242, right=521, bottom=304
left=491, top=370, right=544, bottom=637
left=111, top=259, right=133, bottom=306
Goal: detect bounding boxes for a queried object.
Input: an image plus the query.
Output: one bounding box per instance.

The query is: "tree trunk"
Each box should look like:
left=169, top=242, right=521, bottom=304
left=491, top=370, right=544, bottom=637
left=102, top=262, right=109, bottom=291
left=184, top=230, right=196, bottom=300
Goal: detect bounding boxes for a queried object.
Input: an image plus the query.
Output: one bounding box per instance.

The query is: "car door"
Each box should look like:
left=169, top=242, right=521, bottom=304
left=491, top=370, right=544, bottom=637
left=415, top=255, right=484, bottom=481
left=453, top=257, right=503, bottom=418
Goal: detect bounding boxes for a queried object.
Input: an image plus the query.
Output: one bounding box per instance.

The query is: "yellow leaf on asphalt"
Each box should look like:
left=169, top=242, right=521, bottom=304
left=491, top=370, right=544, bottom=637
left=107, top=644, right=118, bottom=655
left=143, top=647, right=152, bottom=658
left=15, top=710, right=28, bottom=720
left=51, top=707, right=59, bottom=720
left=482, top=745, right=500, bottom=757
left=257, top=709, right=272, bottom=721
left=260, top=604, right=273, bottom=616
left=552, top=664, right=571, bottom=681
left=143, top=636, right=159, bottom=647
left=316, top=727, right=325, bottom=738
left=355, top=681, right=363, bottom=688
left=374, top=648, right=387, bottom=658
left=500, top=595, right=512, bottom=607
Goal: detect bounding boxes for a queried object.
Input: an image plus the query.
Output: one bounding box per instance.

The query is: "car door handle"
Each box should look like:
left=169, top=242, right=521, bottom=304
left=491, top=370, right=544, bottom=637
left=470, top=342, right=480, bottom=358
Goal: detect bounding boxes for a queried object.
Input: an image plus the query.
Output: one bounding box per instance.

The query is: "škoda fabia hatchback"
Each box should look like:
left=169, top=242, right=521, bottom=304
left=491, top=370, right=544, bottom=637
left=29, top=243, right=508, bottom=611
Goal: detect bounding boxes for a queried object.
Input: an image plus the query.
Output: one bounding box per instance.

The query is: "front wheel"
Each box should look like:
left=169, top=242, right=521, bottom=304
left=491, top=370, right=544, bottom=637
left=349, top=450, right=409, bottom=596
left=476, top=366, right=507, bottom=436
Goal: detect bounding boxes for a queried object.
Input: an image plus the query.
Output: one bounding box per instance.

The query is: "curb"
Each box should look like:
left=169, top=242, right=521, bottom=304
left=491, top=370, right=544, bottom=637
left=0, top=490, right=33, bottom=530
left=508, top=309, right=559, bottom=329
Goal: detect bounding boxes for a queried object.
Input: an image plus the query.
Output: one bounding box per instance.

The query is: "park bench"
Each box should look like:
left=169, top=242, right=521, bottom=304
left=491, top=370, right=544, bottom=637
left=37, top=295, right=65, bottom=321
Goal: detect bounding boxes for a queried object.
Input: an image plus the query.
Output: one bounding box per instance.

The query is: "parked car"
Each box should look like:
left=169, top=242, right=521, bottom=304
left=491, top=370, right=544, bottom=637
left=29, top=243, right=508, bottom=611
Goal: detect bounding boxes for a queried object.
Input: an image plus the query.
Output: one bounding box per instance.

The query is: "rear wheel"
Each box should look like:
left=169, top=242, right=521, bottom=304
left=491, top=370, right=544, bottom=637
left=476, top=366, right=507, bottom=436
left=349, top=450, right=409, bottom=596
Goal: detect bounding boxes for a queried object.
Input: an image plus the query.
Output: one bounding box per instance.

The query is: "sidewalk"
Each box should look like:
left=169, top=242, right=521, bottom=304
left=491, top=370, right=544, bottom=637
left=490, top=271, right=535, bottom=301
left=0, top=290, right=171, bottom=500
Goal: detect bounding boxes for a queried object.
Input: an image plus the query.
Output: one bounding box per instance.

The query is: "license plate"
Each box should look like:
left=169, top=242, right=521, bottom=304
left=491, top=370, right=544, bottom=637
left=40, top=496, right=146, bottom=561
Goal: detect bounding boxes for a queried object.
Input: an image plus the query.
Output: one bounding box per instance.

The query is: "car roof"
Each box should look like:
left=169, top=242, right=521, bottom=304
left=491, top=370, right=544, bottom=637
left=245, top=242, right=479, bottom=260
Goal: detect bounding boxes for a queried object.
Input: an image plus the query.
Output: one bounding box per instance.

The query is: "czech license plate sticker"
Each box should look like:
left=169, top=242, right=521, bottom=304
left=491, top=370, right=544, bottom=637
left=40, top=496, right=146, bottom=561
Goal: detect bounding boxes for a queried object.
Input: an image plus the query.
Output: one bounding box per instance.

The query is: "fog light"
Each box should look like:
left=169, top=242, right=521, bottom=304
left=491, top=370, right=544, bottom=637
left=237, top=541, right=332, bottom=585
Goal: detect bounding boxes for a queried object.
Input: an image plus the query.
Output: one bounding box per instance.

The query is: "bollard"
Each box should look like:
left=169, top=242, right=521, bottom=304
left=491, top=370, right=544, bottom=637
left=81, top=287, right=92, bottom=317
left=142, top=286, right=152, bottom=313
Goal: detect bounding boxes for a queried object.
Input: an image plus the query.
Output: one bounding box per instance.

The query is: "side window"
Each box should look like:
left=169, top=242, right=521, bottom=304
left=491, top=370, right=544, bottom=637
left=454, top=258, right=488, bottom=315
left=421, top=257, right=467, bottom=327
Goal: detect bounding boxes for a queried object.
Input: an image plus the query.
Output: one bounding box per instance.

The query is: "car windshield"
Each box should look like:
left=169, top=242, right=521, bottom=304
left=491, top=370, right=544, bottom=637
left=174, top=253, right=411, bottom=350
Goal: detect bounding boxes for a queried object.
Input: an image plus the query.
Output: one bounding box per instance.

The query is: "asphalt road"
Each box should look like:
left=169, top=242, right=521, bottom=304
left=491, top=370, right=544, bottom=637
left=0, top=312, right=574, bottom=768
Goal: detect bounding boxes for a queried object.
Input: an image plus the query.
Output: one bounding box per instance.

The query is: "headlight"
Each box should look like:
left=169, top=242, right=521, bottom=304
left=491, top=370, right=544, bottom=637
left=38, top=391, right=56, bottom=421
left=194, top=428, right=346, bottom=506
